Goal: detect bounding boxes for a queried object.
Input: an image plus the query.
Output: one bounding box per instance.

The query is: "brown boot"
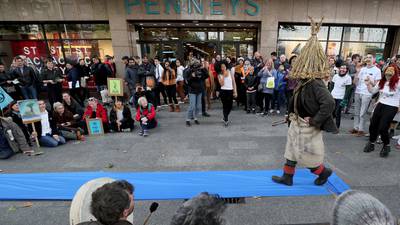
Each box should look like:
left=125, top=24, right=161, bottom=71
left=175, top=104, right=180, bottom=112
left=169, top=104, right=174, bottom=112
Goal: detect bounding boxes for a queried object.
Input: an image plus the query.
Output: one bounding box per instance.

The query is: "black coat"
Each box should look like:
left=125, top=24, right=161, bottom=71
left=10, top=66, right=37, bottom=87
left=40, top=68, right=63, bottom=89
left=91, top=63, right=111, bottom=86
left=184, top=67, right=208, bottom=94
left=109, top=106, right=134, bottom=124
left=289, top=79, right=337, bottom=132
left=63, top=98, right=84, bottom=117
left=137, top=63, right=156, bottom=88
left=244, top=74, right=259, bottom=91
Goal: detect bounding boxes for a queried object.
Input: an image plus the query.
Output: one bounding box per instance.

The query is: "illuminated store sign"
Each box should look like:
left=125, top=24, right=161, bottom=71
left=125, top=0, right=260, bottom=16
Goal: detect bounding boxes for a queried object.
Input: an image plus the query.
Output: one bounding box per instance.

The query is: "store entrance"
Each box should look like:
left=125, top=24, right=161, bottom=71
left=133, top=21, right=259, bottom=62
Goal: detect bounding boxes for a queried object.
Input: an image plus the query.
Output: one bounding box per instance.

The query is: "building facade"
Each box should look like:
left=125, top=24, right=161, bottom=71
left=1, top=0, right=400, bottom=75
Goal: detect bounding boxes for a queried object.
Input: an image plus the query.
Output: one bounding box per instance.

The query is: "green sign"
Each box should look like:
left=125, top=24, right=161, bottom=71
left=124, top=0, right=260, bottom=16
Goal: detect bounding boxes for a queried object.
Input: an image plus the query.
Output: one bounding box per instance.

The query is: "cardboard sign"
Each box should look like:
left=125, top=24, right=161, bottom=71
left=18, top=100, right=41, bottom=124
left=0, top=87, right=14, bottom=110
left=107, top=78, right=124, bottom=96
left=86, top=119, right=104, bottom=136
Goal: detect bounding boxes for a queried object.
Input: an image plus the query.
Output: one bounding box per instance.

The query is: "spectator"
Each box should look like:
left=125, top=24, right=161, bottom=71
left=200, top=59, right=211, bottom=117
left=125, top=57, right=140, bottom=105
left=271, top=65, right=287, bottom=114
left=53, top=102, right=84, bottom=141
left=66, top=62, right=82, bottom=106
left=91, top=56, right=112, bottom=92
left=109, top=98, right=134, bottom=132
left=62, top=92, right=84, bottom=120
left=0, top=62, right=20, bottom=100
left=0, top=117, right=34, bottom=159
left=331, top=64, right=352, bottom=129
left=286, top=55, right=298, bottom=114
left=83, top=97, right=109, bottom=133
left=244, top=66, right=259, bottom=114
left=175, top=59, right=186, bottom=103
left=351, top=54, right=381, bottom=137
left=77, top=180, right=135, bottom=225
left=32, top=100, right=66, bottom=147
left=170, top=192, right=227, bottom=225
left=274, top=54, right=289, bottom=70
left=41, top=60, right=63, bottom=107
left=6, top=101, right=32, bottom=146
left=203, top=60, right=214, bottom=111
left=154, top=58, right=168, bottom=109
left=76, top=58, right=90, bottom=103
left=332, top=190, right=395, bottom=225
left=218, top=62, right=237, bottom=126
left=270, top=51, right=278, bottom=62
left=10, top=56, right=38, bottom=99
left=234, top=57, right=246, bottom=109
left=121, top=56, right=129, bottom=69
left=161, top=61, right=179, bottom=112
left=137, top=56, right=156, bottom=104
left=104, top=55, right=116, bottom=78
left=258, top=59, right=276, bottom=115
left=135, top=97, right=157, bottom=137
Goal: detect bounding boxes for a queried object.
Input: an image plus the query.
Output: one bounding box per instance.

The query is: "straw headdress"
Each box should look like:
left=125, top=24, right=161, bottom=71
left=289, top=17, right=329, bottom=79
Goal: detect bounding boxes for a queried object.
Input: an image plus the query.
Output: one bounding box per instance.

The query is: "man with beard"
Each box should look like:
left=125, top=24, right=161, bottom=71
left=125, top=57, right=140, bottom=105
left=137, top=56, right=156, bottom=105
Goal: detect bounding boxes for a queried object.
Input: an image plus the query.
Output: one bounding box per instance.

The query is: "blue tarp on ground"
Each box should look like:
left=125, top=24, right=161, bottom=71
left=0, top=169, right=349, bottom=201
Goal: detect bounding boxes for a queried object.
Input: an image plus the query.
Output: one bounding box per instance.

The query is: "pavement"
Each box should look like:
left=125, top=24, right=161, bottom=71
left=1, top=101, right=400, bottom=225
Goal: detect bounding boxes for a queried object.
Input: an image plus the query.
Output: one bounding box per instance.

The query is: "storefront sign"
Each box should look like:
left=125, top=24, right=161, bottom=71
left=125, top=0, right=260, bottom=16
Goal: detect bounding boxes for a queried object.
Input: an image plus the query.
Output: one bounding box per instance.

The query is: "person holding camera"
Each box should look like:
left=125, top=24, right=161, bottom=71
left=135, top=97, right=157, bottom=137
left=184, top=61, right=209, bottom=127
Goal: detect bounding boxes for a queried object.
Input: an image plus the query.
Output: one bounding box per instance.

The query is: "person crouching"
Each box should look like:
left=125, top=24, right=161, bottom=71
left=135, top=97, right=157, bottom=137
left=109, top=98, right=134, bottom=132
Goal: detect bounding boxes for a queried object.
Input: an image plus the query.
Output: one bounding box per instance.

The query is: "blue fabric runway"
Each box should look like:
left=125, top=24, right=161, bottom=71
left=0, top=169, right=349, bottom=201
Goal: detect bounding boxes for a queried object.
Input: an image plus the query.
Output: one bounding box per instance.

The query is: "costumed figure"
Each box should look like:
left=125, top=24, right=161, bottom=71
left=272, top=17, right=338, bottom=186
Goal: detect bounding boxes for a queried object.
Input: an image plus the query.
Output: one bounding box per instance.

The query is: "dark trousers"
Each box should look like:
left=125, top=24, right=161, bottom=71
left=333, top=99, right=343, bottom=128
left=140, top=119, right=157, bottom=130
left=260, top=92, right=273, bottom=112
left=369, top=103, right=398, bottom=145
left=47, top=84, right=62, bottom=107
left=155, top=83, right=168, bottom=106
left=286, top=89, right=294, bottom=112
left=272, top=90, right=286, bottom=111
left=110, top=119, right=134, bottom=132
left=246, top=92, right=257, bottom=110
left=165, top=85, right=178, bottom=105
left=220, top=90, right=233, bottom=122
left=201, top=87, right=206, bottom=113
left=0, top=147, right=14, bottom=159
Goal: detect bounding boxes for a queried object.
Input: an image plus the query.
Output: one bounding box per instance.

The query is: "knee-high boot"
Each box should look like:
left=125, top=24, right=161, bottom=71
left=272, top=160, right=297, bottom=186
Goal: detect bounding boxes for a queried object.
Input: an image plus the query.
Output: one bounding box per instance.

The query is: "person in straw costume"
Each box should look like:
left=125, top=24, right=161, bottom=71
left=272, top=17, right=338, bottom=186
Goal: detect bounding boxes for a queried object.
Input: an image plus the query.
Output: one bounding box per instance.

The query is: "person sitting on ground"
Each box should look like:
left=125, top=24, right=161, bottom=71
left=31, top=100, right=66, bottom=147
left=135, top=97, right=157, bottom=137
left=332, top=190, right=395, bottom=225
left=77, top=180, right=135, bottom=225
left=83, top=97, right=109, bottom=133
left=170, top=192, right=227, bottom=225
left=109, top=98, right=134, bottom=132
left=62, top=92, right=84, bottom=120
left=0, top=116, right=34, bottom=159
left=53, top=102, right=84, bottom=141
left=6, top=101, right=32, bottom=146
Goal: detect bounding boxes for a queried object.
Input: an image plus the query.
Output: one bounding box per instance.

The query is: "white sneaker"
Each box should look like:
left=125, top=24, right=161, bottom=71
left=269, top=109, right=274, bottom=114
left=392, top=135, right=400, bottom=140
left=277, top=110, right=281, bottom=114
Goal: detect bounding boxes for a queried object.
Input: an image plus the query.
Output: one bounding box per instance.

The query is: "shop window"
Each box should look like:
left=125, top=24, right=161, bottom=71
left=0, top=40, right=48, bottom=67
left=181, top=29, right=206, bottom=41
left=63, top=40, right=113, bottom=64
left=221, top=43, right=236, bottom=58
left=44, top=24, right=61, bottom=40
left=141, top=28, right=179, bottom=41
left=240, top=44, right=254, bottom=58
left=142, top=43, right=162, bottom=59
left=0, top=24, right=44, bottom=40
left=341, top=42, right=385, bottom=58
left=220, top=29, right=256, bottom=41
left=342, top=27, right=387, bottom=43
left=277, top=41, right=327, bottom=57
left=60, top=24, right=111, bottom=39
left=329, top=27, right=343, bottom=41
left=208, top=32, right=218, bottom=40
left=278, top=25, right=328, bottom=41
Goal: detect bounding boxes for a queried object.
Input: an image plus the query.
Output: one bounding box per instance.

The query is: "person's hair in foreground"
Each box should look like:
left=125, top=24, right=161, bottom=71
left=170, top=192, right=227, bottom=225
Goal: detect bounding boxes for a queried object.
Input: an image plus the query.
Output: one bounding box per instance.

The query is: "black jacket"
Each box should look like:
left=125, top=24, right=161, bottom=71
left=10, top=66, right=37, bottom=87
left=137, top=63, right=156, bottom=88
left=184, top=67, right=208, bottom=94
left=63, top=98, right=84, bottom=117
left=77, top=220, right=133, bottom=225
left=40, top=67, right=63, bottom=89
left=91, top=63, right=111, bottom=86
left=289, top=79, right=337, bottom=132
left=109, top=106, right=134, bottom=124
left=244, top=73, right=259, bottom=91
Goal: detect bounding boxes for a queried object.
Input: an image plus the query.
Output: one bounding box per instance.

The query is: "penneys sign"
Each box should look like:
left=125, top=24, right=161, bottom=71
left=124, top=0, right=260, bottom=16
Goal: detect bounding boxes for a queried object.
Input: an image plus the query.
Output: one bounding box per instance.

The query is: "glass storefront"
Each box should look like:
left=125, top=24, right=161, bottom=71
left=277, top=24, right=390, bottom=59
left=133, top=23, right=258, bottom=62
left=0, top=23, right=113, bottom=72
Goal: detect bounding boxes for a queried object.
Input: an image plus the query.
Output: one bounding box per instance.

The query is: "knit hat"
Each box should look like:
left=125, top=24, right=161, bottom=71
left=289, top=17, right=329, bottom=79
left=332, top=190, right=395, bottom=225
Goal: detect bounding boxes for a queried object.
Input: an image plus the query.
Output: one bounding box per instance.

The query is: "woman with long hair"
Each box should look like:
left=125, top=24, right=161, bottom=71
left=161, top=61, right=179, bottom=112
left=218, top=62, right=237, bottom=126
left=364, top=64, right=400, bottom=157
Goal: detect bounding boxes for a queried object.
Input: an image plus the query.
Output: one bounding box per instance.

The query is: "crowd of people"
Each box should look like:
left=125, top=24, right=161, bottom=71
left=1, top=50, right=400, bottom=159
left=74, top=179, right=396, bottom=225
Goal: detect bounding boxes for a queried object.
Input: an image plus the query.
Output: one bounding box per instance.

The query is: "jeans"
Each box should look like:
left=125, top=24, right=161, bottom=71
left=187, top=93, right=202, bottom=120
left=140, top=119, right=157, bottom=131
left=353, top=93, right=371, bottom=132
left=246, top=92, right=257, bottom=111
left=261, top=92, right=273, bottom=112
left=272, top=90, right=285, bottom=111
left=39, top=134, right=66, bottom=147
left=20, top=85, right=37, bottom=99
left=220, top=90, right=233, bottom=121
left=369, top=103, right=398, bottom=145
left=334, top=99, right=343, bottom=128
left=0, top=146, right=14, bottom=159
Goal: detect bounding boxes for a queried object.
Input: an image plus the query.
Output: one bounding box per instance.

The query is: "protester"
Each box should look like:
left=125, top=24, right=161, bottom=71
left=351, top=54, right=381, bottom=137
left=91, top=56, right=112, bottom=92
left=330, top=64, right=352, bottom=129
left=258, top=59, right=276, bottom=115
left=6, top=101, right=32, bottom=146
left=66, top=62, right=82, bottom=106
left=10, top=56, right=38, bottom=99
left=161, top=61, right=179, bottom=112
left=109, top=98, right=134, bottom=132
left=244, top=66, right=259, bottom=114
left=218, top=62, right=237, bottom=126
left=62, top=92, right=84, bottom=120
left=137, top=56, right=156, bottom=104
left=234, top=57, right=246, bottom=109
left=170, top=192, right=227, bottom=225
left=271, top=65, right=287, bottom=115
left=201, top=59, right=211, bottom=117
left=83, top=97, right=109, bottom=133
left=53, top=102, right=84, bottom=141
left=175, top=59, right=186, bottom=103
left=135, top=97, right=157, bottom=137
left=364, top=65, right=400, bottom=157
left=154, top=58, right=168, bottom=109
left=0, top=62, right=20, bottom=100
left=125, top=57, right=140, bottom=105
left=76, top=58, right=90, bottom=103
left=31, top=100, right=66, bottom=147
left=0, top=117, right=34, bottom=159
left=41, top=60, right=63, bottom=106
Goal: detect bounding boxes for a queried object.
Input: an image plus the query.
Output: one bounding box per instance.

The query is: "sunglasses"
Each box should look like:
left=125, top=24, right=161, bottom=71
left=88, top=98, right=96, bottom=102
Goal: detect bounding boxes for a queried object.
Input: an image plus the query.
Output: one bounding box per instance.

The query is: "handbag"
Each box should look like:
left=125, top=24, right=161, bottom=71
left=266, top=77, right=275, bottom=89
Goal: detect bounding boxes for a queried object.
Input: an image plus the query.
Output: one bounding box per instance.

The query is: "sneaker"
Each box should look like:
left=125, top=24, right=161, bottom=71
left=224, top=120, right=230, bottom=127
left=138, top=130, right=144, bottom=136
left=276, top=110, right=281, bottom=114
left=202, top=112, right=210, bottom=117
left=186, top=121, right=191, bottom=127
left=143, top=130, right=149, bottom=137
left=363, top=142, right=375, bottom=153
left=194, top=120, right=200, bottom=125
left=380, top=145, right=390, bottom=157
left=269, top=109, right=274, bottom=114
left=392, top=135, right=400, bottom=140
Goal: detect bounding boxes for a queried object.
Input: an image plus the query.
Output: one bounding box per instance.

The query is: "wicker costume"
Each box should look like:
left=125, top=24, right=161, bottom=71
left=272, top=17, right=337, bottom=186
